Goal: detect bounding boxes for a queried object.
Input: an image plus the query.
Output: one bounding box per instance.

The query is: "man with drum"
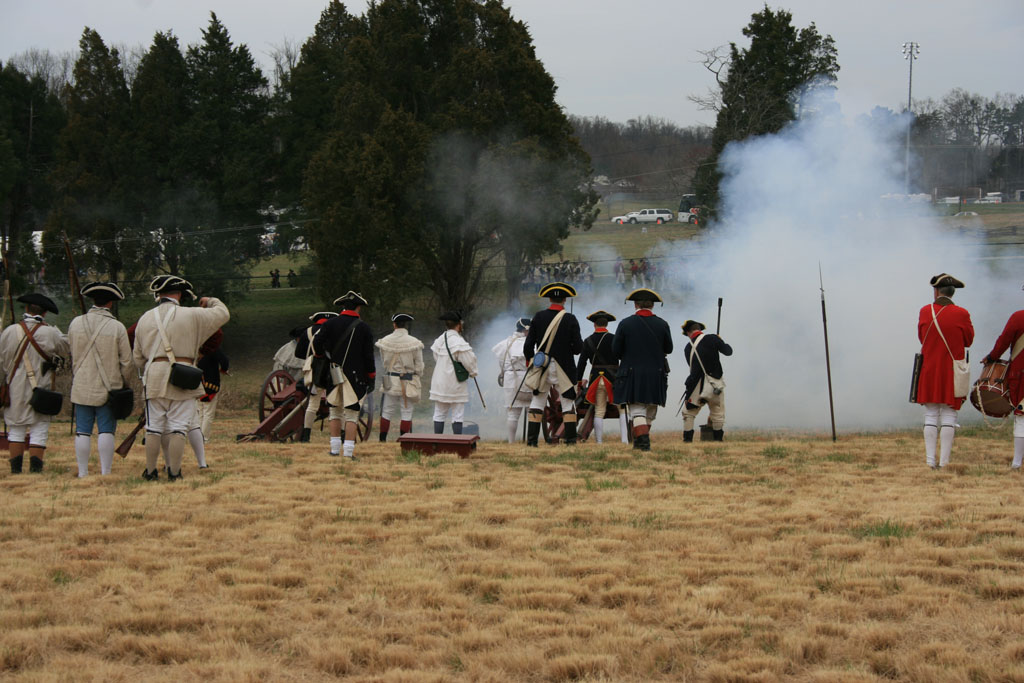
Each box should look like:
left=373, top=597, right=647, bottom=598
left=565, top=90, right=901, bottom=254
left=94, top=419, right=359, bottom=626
left=981, top=286, right=1024, bottom=469
left=916, top=274, right=974, bottom=469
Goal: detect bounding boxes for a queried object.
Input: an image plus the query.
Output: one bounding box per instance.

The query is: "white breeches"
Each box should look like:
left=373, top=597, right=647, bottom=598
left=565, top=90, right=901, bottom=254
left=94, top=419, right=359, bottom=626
left=146, top=397, right=196, bottom=435
left=433, top=402, right=466, bottom=423
left=381, top=393, right=414, bottom=421
left=7, top=421, right=50, bottom=447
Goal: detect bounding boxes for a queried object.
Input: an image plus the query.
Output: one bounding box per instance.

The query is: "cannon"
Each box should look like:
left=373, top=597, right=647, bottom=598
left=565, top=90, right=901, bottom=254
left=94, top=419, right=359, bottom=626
left=540, top=387, right=632, bottom=444
left=237, top=370, right=374, bottom=443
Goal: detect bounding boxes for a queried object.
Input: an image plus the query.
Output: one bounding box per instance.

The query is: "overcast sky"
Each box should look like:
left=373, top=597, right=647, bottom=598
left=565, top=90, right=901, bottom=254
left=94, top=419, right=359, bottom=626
left=2, top=0, right=1021, bottom=127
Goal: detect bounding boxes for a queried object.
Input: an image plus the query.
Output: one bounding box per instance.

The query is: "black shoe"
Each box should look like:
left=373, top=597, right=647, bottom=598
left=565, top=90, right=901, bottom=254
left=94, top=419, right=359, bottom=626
left=167, top=469, right=182, bottom=481
left=526, top=421, right=540, bottom=447
left=9, top=455, right=23, bottom=474
left=452, top=422, right=463, bottom=435
left=633, top=434, right=651, bottom=451
left=713, top=429, right=724, bottom=442
left=434, top=421, right=445, bottom=435
left=379, top=432, right=388, bottom=442
left=682, top=430, right=694, bottom=443
left=141, top=468, right=159, bottom=481
left=29, top=456, right=44, bottom=473
left=299, top=428, right=311, bottom=443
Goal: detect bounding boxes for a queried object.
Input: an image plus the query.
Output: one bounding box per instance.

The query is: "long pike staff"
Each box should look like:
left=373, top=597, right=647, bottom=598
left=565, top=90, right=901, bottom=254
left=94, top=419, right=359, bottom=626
left=820, top=264, right=837, bottom=442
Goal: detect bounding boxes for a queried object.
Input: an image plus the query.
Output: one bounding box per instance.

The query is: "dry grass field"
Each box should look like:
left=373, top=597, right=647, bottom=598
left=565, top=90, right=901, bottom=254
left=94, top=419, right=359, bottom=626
left=4, top=414, right=1024, bottom=682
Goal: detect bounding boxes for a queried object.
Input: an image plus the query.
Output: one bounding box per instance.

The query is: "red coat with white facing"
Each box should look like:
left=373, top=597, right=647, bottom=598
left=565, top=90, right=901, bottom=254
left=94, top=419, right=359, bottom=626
left=916, top=300, right=974, bottom=409
left=984, top=309, right=1024, bottom=410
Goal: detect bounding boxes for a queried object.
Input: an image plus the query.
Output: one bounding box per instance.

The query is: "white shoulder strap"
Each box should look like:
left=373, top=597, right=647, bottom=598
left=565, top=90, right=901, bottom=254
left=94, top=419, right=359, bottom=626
left=930, top=304, right=958, bottom=361
left=152, top=305, right=178, bottom=364
left=688, top=334, right=708, bottom=375
left=82, top=316, right=115, bottom=392
left=1010, top=332, right=1024, bottom=363
left=538, top=310, right=567, bottom=355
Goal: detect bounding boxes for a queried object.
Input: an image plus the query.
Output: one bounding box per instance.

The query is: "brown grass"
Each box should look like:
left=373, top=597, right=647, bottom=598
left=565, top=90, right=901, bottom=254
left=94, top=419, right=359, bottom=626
left=3, top=415, right=1024, bottom=681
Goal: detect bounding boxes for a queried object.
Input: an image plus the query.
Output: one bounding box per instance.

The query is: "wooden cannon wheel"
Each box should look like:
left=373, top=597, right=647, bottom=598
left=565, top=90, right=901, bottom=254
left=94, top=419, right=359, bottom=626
left=259, top=370, right=296, bottom=422
left=543, top=386, right=634, bottom=444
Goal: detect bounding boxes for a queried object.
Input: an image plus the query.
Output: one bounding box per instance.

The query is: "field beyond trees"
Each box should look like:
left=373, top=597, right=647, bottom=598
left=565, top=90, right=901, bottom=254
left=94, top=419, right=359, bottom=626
left=3, top=420, right=1024, bottom=681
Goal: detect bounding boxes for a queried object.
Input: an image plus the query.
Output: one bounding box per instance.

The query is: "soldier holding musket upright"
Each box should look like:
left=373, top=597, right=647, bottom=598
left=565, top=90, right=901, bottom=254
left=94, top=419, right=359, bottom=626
left=133, top=276, right=230, bottom=481
left=68, top=282, right=133, bottom=477
left=312, top=291, right=375, bottom=459
left=1, top=293, right=69, bottom=473
left=612, top=288, right=672, bottom=451
left=576, top=310, right=620, bottom=444
left=681, top=319, right=732, bottom=442
left=523, top=282, right=583, bottom=446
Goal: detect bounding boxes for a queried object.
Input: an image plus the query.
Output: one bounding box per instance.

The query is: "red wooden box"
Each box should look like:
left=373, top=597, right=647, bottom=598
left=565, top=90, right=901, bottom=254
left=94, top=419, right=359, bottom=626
left=397, top=433, right=479, bottom=459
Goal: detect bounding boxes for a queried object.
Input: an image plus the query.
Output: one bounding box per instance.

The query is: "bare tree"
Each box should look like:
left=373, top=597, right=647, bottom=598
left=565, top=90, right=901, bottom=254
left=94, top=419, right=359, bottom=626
left=268, top=38, right=300, bottom=92
left=7, top=48, right=75, bottom=94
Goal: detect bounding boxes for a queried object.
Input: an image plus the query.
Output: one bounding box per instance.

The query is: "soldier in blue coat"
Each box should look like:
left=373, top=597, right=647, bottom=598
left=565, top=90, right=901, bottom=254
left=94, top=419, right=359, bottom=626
left=612, top=289, right=673, bottom=451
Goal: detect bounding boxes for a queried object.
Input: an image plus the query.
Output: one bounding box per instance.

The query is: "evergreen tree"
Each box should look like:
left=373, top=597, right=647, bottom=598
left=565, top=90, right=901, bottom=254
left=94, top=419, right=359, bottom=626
left=0, top=61, right=65, bottom=285
left=46, top=27, right=133, bottom=293
left=303, top=0, right=596, bottom=315
left=695, top=7, right=838, bottom=218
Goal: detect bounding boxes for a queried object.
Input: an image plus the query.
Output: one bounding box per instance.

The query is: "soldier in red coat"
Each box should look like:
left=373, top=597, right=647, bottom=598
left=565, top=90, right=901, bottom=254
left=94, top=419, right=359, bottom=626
left=981, top=287, right=1024, bottom=469
left=916, top=273, right=974, bottom=469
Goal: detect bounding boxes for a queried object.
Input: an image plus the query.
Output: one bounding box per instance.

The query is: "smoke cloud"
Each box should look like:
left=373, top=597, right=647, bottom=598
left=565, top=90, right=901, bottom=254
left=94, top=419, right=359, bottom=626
left=462, top=91, right=1020, bottom=436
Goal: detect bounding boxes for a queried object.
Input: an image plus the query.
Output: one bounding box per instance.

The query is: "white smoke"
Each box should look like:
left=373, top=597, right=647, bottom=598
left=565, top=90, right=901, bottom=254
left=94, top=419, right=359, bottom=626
left=462, top=91, right=1020, bottom=435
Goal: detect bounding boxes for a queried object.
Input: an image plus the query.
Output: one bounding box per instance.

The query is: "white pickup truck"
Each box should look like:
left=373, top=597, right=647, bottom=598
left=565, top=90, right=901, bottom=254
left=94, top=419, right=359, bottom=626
left=611, top=208, right=675, bottom=224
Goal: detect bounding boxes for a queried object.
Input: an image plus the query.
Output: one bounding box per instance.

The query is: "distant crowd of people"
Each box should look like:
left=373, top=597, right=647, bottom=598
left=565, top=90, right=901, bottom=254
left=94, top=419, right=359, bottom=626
left=523, top=261, right=594, bottom=291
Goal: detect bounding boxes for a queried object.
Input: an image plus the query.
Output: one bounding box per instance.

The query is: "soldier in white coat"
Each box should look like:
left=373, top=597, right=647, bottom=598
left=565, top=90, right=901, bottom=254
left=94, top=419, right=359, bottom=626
left=428, top=311, right=478, bottom=434
left=132, top=275, right=230, bottom=480
left=492, top=317, right=531, bottom=443
left=67, top=282, right=133, bottom=477
left=375, top=313, right=424, bottom=441
left=1, top=293, right=70, bottom=474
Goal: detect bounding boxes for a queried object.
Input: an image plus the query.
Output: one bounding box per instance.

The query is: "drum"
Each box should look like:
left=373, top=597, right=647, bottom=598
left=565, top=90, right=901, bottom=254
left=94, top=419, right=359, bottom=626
left=970, top=360, right=1013, bottom=418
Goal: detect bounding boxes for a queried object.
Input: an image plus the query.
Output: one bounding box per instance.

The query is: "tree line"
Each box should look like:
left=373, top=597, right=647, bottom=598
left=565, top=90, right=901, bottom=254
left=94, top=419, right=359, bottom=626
left=0, top=1, right=599, bottom=314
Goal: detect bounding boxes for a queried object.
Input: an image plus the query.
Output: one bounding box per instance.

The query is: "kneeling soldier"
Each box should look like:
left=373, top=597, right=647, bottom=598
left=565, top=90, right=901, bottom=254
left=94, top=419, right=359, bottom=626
left=133, top=276, right=230, bottom=480
left=68, top=282, right=133, bottom=476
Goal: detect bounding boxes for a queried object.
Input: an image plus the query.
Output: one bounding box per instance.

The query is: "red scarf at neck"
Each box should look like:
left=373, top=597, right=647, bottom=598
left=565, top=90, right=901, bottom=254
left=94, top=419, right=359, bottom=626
left=549, top=304, right=564, bottom=311
left=636, top=309, right=654, bottom=317
left=340, top=310, right=360, bottom=318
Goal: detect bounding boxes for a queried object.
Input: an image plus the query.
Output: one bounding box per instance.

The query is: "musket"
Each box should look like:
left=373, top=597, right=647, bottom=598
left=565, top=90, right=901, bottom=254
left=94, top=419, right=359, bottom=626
left=716, top=297, right=723, bottom=334
left=61, top=232, right=86, bottom=315
left=820, top=263, right=837, bottom=442
left=115, top=414, right=146, bottom=457
left=471, top=376, right=487, bottom=409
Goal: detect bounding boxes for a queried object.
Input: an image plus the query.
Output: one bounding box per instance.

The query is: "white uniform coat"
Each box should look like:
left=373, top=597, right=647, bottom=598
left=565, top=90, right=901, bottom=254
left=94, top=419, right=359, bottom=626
left=376, top=328, right=425, bottom=400
left=132, top=298, right=230, bottom=400
left=272, top=340, right=305, bottom=377
left=492, top=332, right=530, bottom=408
left=0, top=316, right=70, bottom=425
left=428, top=330, right=478, bottom=403
left=68, top=307, right=132, bottom=406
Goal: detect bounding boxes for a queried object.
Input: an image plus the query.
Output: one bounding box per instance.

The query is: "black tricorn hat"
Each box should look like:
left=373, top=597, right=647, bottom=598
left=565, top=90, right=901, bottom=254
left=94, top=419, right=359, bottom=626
left=391, top=313, right=414, bottom=323
left=539, top=281, right=577, bottom=298
left=82, top=281, right=125, bottom=302
left=439, top=311, right=463, bottom=323
left=288, top=325, right=306, bottom=339
left=309, top=311, right=338, bottom=322
left=17, top=292, right=58, bottom=314
left=682, top=320, right=706, bottom=334
left=149, top=274, right=195, bottom=300
left=625, top=288, right=663, bottom=304
left=333, top=291, right=368, bottom=307
left=587, top=310, right=616, bottom=323
left=930, top=273, right=965, bottom=289
left=516, top=316, right=531, bottom=332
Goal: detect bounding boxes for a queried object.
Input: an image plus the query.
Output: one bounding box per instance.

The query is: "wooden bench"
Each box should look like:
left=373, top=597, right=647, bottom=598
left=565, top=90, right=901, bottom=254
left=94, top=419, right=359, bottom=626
left=397, top=433, right=479, bottom=459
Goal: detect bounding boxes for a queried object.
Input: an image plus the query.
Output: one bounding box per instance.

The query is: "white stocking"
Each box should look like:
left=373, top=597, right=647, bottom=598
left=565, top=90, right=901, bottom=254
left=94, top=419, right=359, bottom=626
left=188, top=428, right=207, bottom=467
left=97, top=433, right=115, bottom=475
left=593, top=419, right=604, bottom=443
left=75, top=434, right=91, bottom=477
left=507, top=419, right=519, bottom=444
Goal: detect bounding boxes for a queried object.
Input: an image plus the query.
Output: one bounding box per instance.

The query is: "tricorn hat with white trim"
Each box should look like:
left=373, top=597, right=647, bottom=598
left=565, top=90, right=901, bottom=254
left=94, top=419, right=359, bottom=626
left=929, top=273, right=964, bottom=289
left=149, top=274, right=196, bottom=300
left=333, top=291, right=368, bottom=308
left=82, top=281, right=125, bottom=303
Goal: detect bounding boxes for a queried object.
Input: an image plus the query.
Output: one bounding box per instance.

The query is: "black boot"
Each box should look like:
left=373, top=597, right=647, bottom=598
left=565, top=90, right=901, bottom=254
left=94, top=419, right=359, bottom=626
left=563, top=420, right=577, bottom=446
left=526, top=420, right=541, bottom=447
left=452, top=422, right=463, bottom=435
left=634, top=434, right=651, bottom=451
left=434, top=421, right=445, bottom=434
left=683, top=430, right=694, bottom=443
left=141, top=468, right=159, bottom=481
left=9, top=455, right=23, bottom=474
left=29, top=456, right=44, bottom=473
left=713, top=429, right=724, bottom=442
left=379, top=432, right=388, bottom=442
left=298, top=428, right=311, bottom=443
